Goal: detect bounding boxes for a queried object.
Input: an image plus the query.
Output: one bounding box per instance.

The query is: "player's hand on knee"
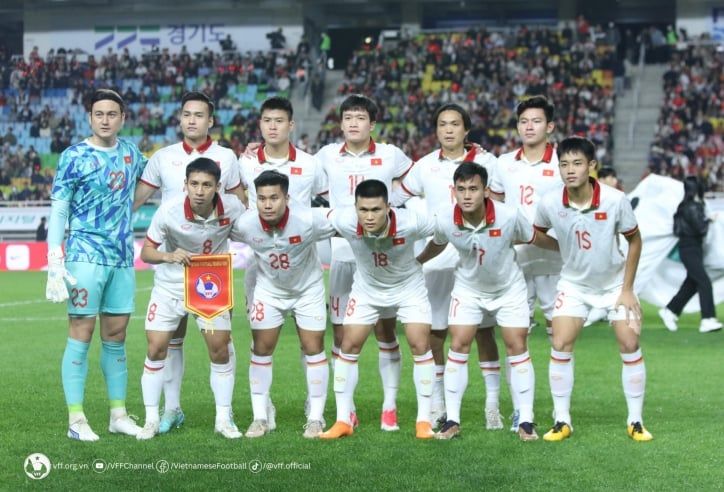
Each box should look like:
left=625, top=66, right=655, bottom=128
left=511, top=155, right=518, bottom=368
left=45, top=246, right=77, bottom=303
left=164, top=248, right=192, bottom=266
left=615, top=289, right=641, bottom=335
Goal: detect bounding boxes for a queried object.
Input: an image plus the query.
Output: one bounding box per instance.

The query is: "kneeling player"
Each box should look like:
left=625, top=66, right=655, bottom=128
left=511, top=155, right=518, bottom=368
left=320, top=180, right=436, bottom=440
left=419, top=163, right=558, bottom=441
left=231, top=170, right=336, bottom=439
left=534, top=137, right=652, bottom=442
left=137, top=157, right=245, bottom=440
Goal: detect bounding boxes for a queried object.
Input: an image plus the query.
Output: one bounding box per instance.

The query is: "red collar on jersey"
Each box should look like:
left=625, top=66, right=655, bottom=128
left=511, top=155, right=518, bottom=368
left=453, top=199, right=495, bottom=227
left=438, top=145, right=477, bottom=162
left=356, top=209, right=397, bottom=237
left=340, top=139, right=376, bottom=155
left=257, top=143, right=297, bottom=163
left=259, top=206, right=290, bottom=232
left=514, top=142, right=554, bottom=163
left=182, top=136, right=213, bottom=155
left=562, top=177, right=601, bottom=209
left=183, top=193, right=225, bottom=220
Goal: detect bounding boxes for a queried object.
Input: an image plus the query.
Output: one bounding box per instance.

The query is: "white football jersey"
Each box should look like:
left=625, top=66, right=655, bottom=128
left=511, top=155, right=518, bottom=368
left=239, top=143, right=326, bottom=210
left=433, top=200, right=533, bottom=295
left=393, top=146, right=497, bottom=213
left=316, top=140, right=413, bottom=262
left=534, top=178, right=639, bottom=293
left=231, top=207, right=335, bottom=298
left=146, top=193, right=246, bottom=298
left=328, top=206, right=434, bottom=305
left=140, top=138, right=242, bottom=202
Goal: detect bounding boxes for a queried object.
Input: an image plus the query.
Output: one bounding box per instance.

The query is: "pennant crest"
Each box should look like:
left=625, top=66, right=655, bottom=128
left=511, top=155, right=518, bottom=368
left=184, top=254, right=234, bottom=320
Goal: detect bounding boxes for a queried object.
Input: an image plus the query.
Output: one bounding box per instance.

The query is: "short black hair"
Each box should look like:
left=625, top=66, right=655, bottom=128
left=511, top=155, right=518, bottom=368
left=516, top=95, right=554, bottom=122
left=355, top=179, right=388, bottom=203
left=340, top=94, right=378, bottom=122
left=186, top=157, right=221, bottom=183
left=89, top=89, right=125, bottom=113
left=598, top=166, right=617, bottom=179
left=557, top=136, right=596, bottom=162
left=181, top=91, right=215, bottom=116
left=261, top=96, right=293, bottom=120
left=453, top=162, right=488, bottom=187
left=254, top=169, right=289, bottom=194
left=433, top=103, right=471, bottom=131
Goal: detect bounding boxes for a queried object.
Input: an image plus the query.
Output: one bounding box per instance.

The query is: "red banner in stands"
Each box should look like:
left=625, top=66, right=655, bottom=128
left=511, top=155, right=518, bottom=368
left=183, top=254, right=234, bottom=320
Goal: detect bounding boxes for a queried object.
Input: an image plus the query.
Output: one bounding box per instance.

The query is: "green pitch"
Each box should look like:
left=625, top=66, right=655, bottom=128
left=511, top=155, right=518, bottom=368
left=1, top=271, right=723, bottom=490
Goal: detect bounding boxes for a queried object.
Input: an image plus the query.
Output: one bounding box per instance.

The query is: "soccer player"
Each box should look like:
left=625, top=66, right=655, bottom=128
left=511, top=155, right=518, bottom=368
left=319, top=180, right=436, bottom=440
left=230, top=170, right=335, bottom=439
left=391, top=103, right=503, bottom=430
left=46, top=89, right=146, bottom=441
left=488, top=95, right=563, bottom=430
left=133, top=91, right=244, bottom=435
left=533, top=136, right=652, bottom=442
left=315, top=94, right=413, bottom=430
left=137, top=157, right=246, bottom=440
left=417, top=163, right=558, bottom=441
left=238, top=96, right=327, bottom=428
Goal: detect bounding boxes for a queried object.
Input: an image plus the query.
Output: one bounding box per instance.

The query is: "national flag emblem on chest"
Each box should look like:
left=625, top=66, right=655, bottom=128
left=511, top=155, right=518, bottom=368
left=289, top=235, right=302, bottom=244
left=392, top=237, right=405, bottom=245
left=371, top=158, right=382, bottom=166
left=488, top=229, right=501, bottom=237
left=542, top=169, right=554, bottom=177
left=595, top=212, right=607, bottom=220
left=124, top=155, right=132, bottom=164
left=219, top=218, right=230, bottom=226
left=290, top=167, right=302, bottom=175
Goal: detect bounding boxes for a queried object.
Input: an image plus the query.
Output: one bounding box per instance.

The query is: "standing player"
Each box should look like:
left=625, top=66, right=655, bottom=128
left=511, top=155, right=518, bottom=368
left=533, top=137, right=652, bottom=442
left=133, top=91, right=244, bottom=435
left=417, top=163, right=558, bottom=441
left=46, top=89, right=146, bottom=441
left=391, top=103, right=503, bottom=430
left=231, top=170, right=335, bottom=439
left=315, top=94, right=413, bottom=430
left=238, top=96, right=326, bottom=428
left=319, top=180, right=435, bottom=439
left=137, top=157, right=246, bottom=440
left=488, top=95, right=563, bottom=430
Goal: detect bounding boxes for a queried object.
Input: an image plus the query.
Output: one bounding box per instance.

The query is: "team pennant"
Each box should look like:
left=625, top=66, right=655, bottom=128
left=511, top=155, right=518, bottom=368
left=289, top=235, right=302, bottom=244
left=184, top=254, right=234, bottom=320
left=291, top=167, right=302, bottom=175
left=371, top=158, right=382, bottom=166
left=543, top=169, right=554, bottom=176
left=595, top=212, right=607, bottom=220
left=488, top=229, right=501, bottom=237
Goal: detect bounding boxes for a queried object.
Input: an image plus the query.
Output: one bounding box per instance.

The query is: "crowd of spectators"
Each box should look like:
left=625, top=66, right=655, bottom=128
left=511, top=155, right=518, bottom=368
left=648, top=39, right=722, bottom=191
left=320, top=25, right=619, bottom=165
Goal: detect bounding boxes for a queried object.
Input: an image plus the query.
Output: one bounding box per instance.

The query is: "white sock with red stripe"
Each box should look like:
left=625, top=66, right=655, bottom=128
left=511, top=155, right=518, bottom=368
left=330, top=345, right=340, bottom=371
left=141, top=357, right=164, bottom=423
left=228, top=339, right=236, bottom=376
left=505, top=358, right=518, bottom=413
left=249, top=354, right=272, bottom=421
left=444, top=350, right=469, bottom=424
left=378, top=340, right=401, bottom=411
left=479, top=360, right=501, bottom=411
left=549, top=349, right=573, bottom=425
left=306, top=352, right=328, bottom=422
left=413, top=351, right=434, bottom=423
left=432, top=364, right=445, bottom=412
left=164, top=338, right=184, bottom=412
left=621, top=349, right=646, bottom=424
left=508, top=351, right=534, bottom=423
left=210, top=361, right=234, bottom=422
left=333, top=352, right=359, bottom=425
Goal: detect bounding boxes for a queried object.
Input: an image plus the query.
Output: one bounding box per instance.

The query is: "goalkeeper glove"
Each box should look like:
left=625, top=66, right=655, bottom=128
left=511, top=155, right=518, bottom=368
left=46, top=246, right=77, bottom=303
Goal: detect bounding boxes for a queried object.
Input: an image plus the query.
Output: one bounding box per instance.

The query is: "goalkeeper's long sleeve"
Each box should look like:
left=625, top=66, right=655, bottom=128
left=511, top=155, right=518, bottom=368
left=47, top=198, right=70, bottom=249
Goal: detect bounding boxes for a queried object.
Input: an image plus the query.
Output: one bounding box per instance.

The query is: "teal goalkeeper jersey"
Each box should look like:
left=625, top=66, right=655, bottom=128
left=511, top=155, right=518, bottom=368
left=51, top=138, right=147, bottom=267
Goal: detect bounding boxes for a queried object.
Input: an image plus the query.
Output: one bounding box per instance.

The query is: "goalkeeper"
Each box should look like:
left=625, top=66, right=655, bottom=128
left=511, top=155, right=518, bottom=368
left=46, top=89, right=147, bottom=441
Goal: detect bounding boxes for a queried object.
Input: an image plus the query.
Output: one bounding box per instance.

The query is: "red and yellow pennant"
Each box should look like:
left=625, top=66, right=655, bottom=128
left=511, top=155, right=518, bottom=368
left=184, top=254, right=234, bottom=320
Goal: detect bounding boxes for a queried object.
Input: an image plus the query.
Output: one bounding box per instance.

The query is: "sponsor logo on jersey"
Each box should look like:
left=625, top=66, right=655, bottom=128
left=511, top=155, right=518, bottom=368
left=181, top=224, right=192, bottom=230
